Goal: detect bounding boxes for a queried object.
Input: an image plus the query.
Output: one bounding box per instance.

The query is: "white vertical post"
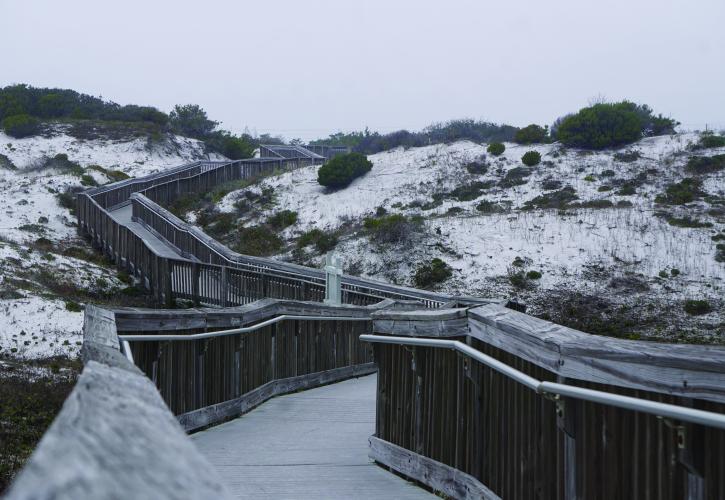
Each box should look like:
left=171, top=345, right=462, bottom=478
left=324, top=253, right=342, bottom=305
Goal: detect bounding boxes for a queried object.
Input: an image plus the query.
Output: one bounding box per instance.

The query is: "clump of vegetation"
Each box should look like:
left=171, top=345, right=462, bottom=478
left=86, top=165, right=130, bottom=183
left=267, top=210, right=298, bottom=230
left=526, top=270, right=542, bottom=280
left=500, top=167, right=532, bottom=188
left=449, top=181, right=490, bottom=201
left=698, top=132, right=725, bottom=149
left=655, top=178, right=704, bottom=205
left=715, top=244, right=725, bottom=263
left=317, top=152, right=373, bottom=189
left=683, top=299, right=712, bottom=315
left=616, top=183, right=637, bottom=196
left=363, top=214, right=421, bottom=244
left=233, top=225, right=283, bottom=256
left=80, top=173, right=98, bottom=187
left=487, top=142, right=505, bottom=156
left=297, top=228, right=338, bottom=253
left=572, top=199, right=614, bottom=209
left=665, top=215, right=713, bottom=228
left=2, top=114, right=41, bottom=138
left=686, top=154, right=725, bottom=175
left=514, top=124, right=548, bottom=144
left=554, top=101, right=677, bottom=149
left=475, top=200, right=503, bottom=213
left=413, top=258, right=452, bottom=289
left=465, top=160, right=488, bottom=175
left=64, top=300, right=82, bottom=312
left=521, top=150, right=541, bottom=166
left=0, top=153, right=17, bottom=170
left=613, top=150, right=641, bottom=162
left=523, top=187, right=578, bottom=209
left=0, top=358, right=80, bottom=492
left=541, top=178, right=563, bottom=191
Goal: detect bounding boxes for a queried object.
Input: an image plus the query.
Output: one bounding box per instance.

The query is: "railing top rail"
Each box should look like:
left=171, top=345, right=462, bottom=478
left=360, top=334, right=725, bottom=431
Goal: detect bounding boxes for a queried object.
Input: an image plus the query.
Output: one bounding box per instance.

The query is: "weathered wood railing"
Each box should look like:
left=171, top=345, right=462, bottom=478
left=108, top=298, right=419, bottom=431
left=364, top=305, right=725, bottom=500
left=77, top=155, right=484, bottom=308
left=5, top=305, right=233, bottom=500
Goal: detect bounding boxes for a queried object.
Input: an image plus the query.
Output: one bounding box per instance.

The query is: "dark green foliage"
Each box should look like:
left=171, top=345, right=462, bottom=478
left=297, top=229, right=338, bottom=253
left=572, top=199, right=614, bottom=209
left=203, top=131, right=255, bottom=160
left=465, top=161, right=488, bottom=175
left=86, top=165, right=130, bottom=183
left=613, top=150, right=641, bottom=162
left=508, top=270, right=530, bottom=288
left=487, top=142, right=505, bottom=156
left=2, top=114, right=40, bottom=138
left=80, top=173, right=98, bottom=187
left=686, top=154, right=725, bottom=174
left=683, top=299, right=712, bottom=315
left=500, top=167, right=532, bottom=188
left=616, top=183, right=637, bottom=196
left=0, top=84, right=167, bottom=125
left=524, top=187, right=578, bottom=210
left=521, top=150, right=541, bottom=166
left=33, top=237, right=53, bottom=250
left=671, top=268, right=681, bottom=277
left=556, top=101, right=676, bottom=149
left=363, top=214, right=420, bottom=244
left=665, top=216, right=713, bottom=228
left=64, top=301, right=82, bottom=312
left=655, top=178, right=704, bottom=205
left=317, top=152, right=372, bottom=189
left=56, top=188, right=77, bottom=213
left=541, top=178, right=562, bottom=190
left=716, top=244, right=725, bottom=263
left=526, top=270, right=542, bottom=279
left=699, top=133, right=725, bottom=149
left=514, top=124, right=548, bottom=144
left=267, top=210, right=298, bottom=229
left=598, top=185, right=612, bottom=192
left=475, top=200, right=502, bottom=213
left=0, top=154, right=16, bottom=170
left=449, top=182, right=489, bottom=201
left=203, top=212, right=238, bottom=238
left=0, top=358, right=80, bottom=493
left=413, top=258, right=453, bottom=289
left=233, top=225, right=283, bottom=256
left=169, top=104, right=217, bottom=137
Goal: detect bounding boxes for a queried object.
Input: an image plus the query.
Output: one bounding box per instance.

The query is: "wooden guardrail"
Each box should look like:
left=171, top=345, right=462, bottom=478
left=108, top=298, right=419, bottom=431
left=5, top=305, right=233, bottom=500
left=364, top=305, right=725, bottom=500
left=76, top=155, right=487, bottom=308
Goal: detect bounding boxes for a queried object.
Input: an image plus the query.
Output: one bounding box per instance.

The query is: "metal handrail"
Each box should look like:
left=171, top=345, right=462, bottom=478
left=359, top=334, right=725, bottom=431
left=119, top=314, right=371, bottom=342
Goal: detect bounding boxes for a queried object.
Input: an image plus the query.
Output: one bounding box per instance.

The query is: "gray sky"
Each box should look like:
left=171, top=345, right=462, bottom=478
left=2, top=0, right=724, bottom=140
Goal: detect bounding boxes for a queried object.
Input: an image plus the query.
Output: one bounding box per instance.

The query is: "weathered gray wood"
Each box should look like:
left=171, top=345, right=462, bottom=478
left=373, top=307, right=469, bottom=337
left=369, top=436, right=500, bottom=500
left=192, top=375, right=435, bottom=500
left=469, top=304, right=725, bottom=403
left=179, top=363, right=377, bottom=432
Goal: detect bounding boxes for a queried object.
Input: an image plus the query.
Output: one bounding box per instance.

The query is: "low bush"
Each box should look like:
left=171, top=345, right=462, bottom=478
left=449, top=181, right=490, bottom=201
left=267, top=210, right=298, bottom=230
left=523, top=187, right=578, bottom=210
left=80, top=173, right=98, bottom=187
left=500, top=167, right=532, bottom=188
left=613, top=150, right=641, bottom=162
left=699, top=133, right=725, bottom=149
left=64, top=301, right=82, bottom=312
left=233, top=225, right=283, bottom=256
left=475, top=200, right=503, bottom=213
left=683, top=299, right=711, bottom=315
left=297, top=228, right=338, bottom=253
left=616, top=184, right=636, bottom=196
left=655, top=178, right=703, bottom=205
left=363, top=214, right=420, bottom=244
left=514, top=124, right=548, bottom=144
left=317, top=152, right=372, bottom=189
left=521, top=150, right=541, bottom=166
left=2, top=114, right=41, bottom=138
left=686, top=154, right=725, bottom=174
left=0, top=153, right=16, bottom=170
left=465, top=161, right=488, bottom=175
left=665, top=216, right=712, bottom=228
left=526, top=270, right=542, bottom=280
left=487, top=142, right=505, bottom=156
left=413, top=258, right=452, bottom=289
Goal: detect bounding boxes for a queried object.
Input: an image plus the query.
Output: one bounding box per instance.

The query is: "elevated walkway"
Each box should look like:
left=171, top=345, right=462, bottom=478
left=192, top=375, right=434, bottom=500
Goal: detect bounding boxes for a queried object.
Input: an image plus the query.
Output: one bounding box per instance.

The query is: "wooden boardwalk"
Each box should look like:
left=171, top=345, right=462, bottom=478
left=191, top=375, right=435, bottom=500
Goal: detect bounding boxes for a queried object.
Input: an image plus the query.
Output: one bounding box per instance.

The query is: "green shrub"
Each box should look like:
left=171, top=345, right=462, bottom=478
left=686, top=154, right=725, bottom=174
left=487, top=142, right=505, bottom=156
left=317, top=152, right=372, bottom=189
left=583, top=174, right=596, bottom=182
left=465, top=161, right=488, bottom=175
left=80, top=173, right=98, bottom=187
left=526, top=270, right=542, bottom=280
left=2, top=114, right=40, bottom=138
left=671, top=268, right=680, bottom=277
left=233, top=225, right=283, bottom=256
left=267, top=210, right=298, bottom=230
left=475, top=200, right=502, bottom=213
left=555, top=102, right=645, bottom=149
left=449, top=182, right=489, bottom=201
left=655, top=178, right=703, bottom=205
left=617, top=184, right=636, bottom=196
left=0, top=153, right=16, bottom=170
left=64, top=301, right=82, bottom=312
left=523, top=187, right=578, bottom=210
left=613, top=150, right=641, bottom=162
left=514, top=124, right=548, bottom=144
left=699, top=133, right=725, bottom=149
left=363, top=214, right=419, bottom=244
left=413, top=258, right=453, bottom=289
left=683, top=299, right=711, bottom=315
left=521, top=151, right=541, bottom=166
left=500, top=167, right=532, bottom=188
left=297, top=228, right=338, bottom=253
left=665, top=216, right=712, bottom=228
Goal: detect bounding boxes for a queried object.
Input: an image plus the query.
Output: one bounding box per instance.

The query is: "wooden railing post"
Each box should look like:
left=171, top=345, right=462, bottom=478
left=192, top=262, right=200, bottom=306
left=557, top=376, right=581, bottom=500
left=220, top=266, right=228, bottom=307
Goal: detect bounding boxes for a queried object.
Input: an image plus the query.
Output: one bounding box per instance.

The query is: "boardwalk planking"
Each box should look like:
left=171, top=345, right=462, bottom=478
left=192, top=374, right=435, bottom=500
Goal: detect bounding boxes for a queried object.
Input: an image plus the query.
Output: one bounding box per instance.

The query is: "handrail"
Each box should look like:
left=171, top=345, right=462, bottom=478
left=360, top=334, right=725, bottom=431
left=119, top=314, right=371, bottom=341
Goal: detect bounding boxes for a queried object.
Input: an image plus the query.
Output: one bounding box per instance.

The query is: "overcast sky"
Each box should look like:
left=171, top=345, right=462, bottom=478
left=2, top=0, right=724, bottom=140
